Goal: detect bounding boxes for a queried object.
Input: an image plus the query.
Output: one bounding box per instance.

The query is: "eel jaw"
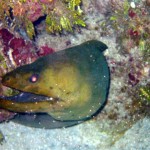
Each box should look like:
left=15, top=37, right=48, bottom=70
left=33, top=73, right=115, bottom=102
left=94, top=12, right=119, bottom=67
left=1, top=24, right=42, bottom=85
left=0, top=90, right=55, bottom=114
left=0, top=92, right=83, bottom=129
left=0, top=91, right=52, bottom=103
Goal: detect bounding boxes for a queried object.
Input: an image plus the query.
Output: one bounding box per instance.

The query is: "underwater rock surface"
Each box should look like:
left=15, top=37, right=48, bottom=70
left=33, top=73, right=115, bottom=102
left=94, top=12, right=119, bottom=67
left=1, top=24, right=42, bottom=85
left=0, top=117, right=149, bottom=150
left=0, top=40, right=110, bottom=128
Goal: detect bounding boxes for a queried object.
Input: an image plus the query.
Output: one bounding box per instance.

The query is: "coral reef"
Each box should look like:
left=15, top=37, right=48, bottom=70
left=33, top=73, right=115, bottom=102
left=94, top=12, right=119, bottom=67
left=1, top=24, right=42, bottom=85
left=0, top=0, right=85, bottom=38
left=101, top=0, right=150, bottom=61
left=0, top=28, right=54, bottom=68
left=0, top=28, right=38, bottom=67
left=0, top=0, right=149, bottom=148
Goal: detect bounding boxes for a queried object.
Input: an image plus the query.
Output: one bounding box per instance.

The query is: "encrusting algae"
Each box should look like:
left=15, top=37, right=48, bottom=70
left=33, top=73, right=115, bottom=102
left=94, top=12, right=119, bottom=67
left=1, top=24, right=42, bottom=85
left=0, top=0, right=85, bottom=38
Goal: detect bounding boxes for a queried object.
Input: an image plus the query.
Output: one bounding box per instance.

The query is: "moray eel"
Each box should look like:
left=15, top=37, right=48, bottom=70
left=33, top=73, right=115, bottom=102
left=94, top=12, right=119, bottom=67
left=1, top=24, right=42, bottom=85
left=0, top=40, right=110, bottom=129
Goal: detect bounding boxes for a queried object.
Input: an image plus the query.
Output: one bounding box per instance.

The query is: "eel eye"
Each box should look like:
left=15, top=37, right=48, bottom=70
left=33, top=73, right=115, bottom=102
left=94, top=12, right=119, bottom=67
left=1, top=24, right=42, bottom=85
left=29, top=74, right=39, bottom=83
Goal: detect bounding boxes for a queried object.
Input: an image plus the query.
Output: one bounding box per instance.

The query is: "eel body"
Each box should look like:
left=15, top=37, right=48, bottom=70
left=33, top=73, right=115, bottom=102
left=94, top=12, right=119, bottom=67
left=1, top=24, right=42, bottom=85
left=0, top=40, right=110, bottom=128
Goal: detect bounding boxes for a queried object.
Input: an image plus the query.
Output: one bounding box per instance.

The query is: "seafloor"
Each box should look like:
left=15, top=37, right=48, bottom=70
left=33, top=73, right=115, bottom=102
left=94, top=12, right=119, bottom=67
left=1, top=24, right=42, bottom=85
left=0, top=0, right=150, bottom=150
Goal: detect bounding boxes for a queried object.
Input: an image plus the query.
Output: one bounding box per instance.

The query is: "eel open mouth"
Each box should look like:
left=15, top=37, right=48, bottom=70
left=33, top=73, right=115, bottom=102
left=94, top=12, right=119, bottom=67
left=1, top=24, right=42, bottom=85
left=0, top=91, right=52, bottom=103
left=0, top=90, right=82, bottom=129
left=0, top=87, right=59, bottom=114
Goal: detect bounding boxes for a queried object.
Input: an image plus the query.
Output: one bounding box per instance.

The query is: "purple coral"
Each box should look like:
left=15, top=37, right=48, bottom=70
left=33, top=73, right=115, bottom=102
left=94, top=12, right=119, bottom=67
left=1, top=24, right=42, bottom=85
left=0, top=28, right=55, bottom=67
left=37, top=45, right=54, bottom=57
left=0, top=28, right=38, bottom=66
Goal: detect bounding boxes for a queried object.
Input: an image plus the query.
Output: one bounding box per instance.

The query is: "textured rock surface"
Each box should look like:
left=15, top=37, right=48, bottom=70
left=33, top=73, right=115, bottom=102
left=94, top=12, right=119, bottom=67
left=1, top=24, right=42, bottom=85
left=111, top=117, right=150, bottom=150
left=0, top=117, right=150, bottom=150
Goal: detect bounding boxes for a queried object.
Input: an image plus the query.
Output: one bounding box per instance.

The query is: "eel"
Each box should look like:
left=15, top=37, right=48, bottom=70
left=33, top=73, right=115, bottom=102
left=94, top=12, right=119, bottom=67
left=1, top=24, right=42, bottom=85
left=0, top=40, right=110, bottom=129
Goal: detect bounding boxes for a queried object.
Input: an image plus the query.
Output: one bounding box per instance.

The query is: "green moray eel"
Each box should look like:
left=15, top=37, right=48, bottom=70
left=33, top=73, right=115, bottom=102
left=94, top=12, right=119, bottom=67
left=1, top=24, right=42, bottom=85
left=0, top=40, right=110, bottom=128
